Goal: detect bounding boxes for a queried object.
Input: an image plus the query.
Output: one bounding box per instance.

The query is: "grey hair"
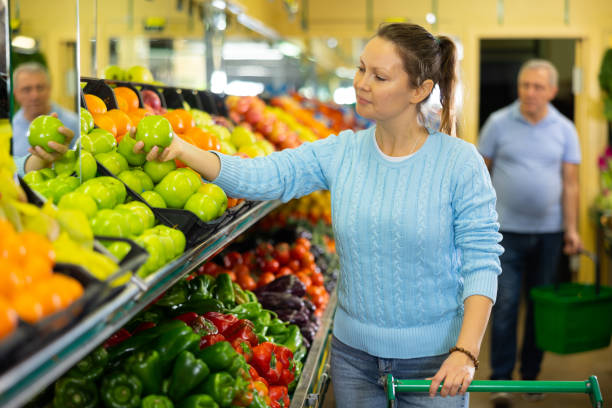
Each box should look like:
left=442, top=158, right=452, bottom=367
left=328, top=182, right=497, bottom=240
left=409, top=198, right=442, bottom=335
left=13, top=62, right=50, bottom=88
left=518, top=59, right=558, bottom=88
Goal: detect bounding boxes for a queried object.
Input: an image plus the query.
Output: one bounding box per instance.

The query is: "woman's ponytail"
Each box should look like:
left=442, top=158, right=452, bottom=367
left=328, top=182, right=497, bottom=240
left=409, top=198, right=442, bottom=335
left=436, top=36, right=457, bottom=136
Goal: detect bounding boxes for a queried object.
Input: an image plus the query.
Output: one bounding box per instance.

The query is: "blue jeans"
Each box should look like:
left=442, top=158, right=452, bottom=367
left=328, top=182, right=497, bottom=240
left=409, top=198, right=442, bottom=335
left=330, top=336, right=469, bottom=408
left=490, top=231, right=563, bottom=381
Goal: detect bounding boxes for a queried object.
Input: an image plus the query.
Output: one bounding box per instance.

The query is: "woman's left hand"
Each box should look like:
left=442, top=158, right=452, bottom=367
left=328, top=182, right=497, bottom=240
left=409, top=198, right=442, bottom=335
left=426, top=351, right=476, bottom=397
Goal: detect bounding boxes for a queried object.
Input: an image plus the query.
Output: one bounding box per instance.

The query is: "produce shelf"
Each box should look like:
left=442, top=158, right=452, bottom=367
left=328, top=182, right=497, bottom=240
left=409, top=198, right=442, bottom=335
left=290, top=289, right=337, bottom=408
left=0, top=200, right=281, bottom=408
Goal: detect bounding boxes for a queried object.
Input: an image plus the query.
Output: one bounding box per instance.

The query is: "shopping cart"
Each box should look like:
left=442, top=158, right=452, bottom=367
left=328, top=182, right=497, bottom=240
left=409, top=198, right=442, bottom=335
left=384, top=374, right=604, bottom=408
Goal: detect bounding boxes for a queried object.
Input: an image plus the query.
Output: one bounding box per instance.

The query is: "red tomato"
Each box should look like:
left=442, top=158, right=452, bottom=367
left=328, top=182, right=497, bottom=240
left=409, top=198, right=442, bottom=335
left=258, top=272, right=276, bottom=287
left=295, top=272, right=312, bottom=289
left=290, top=244, right=307, bottom=260
left=300, top=251, right=315, bottom=266
left=273, top=243, right=291, bottom=265
left=311, top=271, right=325, bottom=286
left=199, top=262, right=220, bottom=276
left=286, top=259, right=300, bottom=272
left=295, top=237, right=311, bottom=250
left=263, top=258, right=280, bottom=274
left=276, top=267, right=293, bottom=277
left=233, top=264, right=251, bottom=278
left=256, top=242, right=274, bottom=257
left=238, top=274, right=257, bottom=291
left=223, top=251, right=243, bottom=269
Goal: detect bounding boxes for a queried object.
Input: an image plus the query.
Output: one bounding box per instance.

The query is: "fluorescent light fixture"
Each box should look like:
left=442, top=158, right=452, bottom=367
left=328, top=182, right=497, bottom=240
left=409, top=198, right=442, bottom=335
left=426, top=13, right=437, bottom=24
left=223, top=43, right=283, bottom=61
left=277, top=41, right=301, bottom=58
left=225, top=80, right=265, bottom=96
left=214, top=13, right=227, bottom=30
left=327, top=38, right=338, bottom=48
left=212, top=0, right=226, bottom=10
left=211, top=70, right=227, bottom=93
left=333, top=86, right=356, bottom=105
left=11, top=35, right=36, bottom=50
left=335, top=67, right=357, bottom=79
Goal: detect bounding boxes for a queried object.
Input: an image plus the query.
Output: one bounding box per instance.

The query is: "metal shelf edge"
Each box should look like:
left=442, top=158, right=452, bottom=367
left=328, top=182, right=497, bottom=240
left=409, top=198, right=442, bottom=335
left=0, top=200, right=281, bottom=408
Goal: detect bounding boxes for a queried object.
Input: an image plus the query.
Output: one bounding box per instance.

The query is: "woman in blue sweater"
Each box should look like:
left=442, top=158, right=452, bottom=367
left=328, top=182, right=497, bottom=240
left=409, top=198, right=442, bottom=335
left=137, top=23, right=503, bottom=408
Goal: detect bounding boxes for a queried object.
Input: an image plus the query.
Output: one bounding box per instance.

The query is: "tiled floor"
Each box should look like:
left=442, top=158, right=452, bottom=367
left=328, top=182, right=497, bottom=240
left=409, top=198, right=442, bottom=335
left=321, top=313, right=611, bottom=407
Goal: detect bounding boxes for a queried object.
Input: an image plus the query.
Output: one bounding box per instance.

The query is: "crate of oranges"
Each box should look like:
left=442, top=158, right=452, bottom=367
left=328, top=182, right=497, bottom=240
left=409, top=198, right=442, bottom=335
left=0, top=219, right=107, bottom=370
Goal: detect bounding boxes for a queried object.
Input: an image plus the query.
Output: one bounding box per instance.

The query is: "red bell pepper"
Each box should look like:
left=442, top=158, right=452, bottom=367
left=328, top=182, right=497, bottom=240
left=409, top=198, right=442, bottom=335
left=273, top=344, right=295, bottom=385
left=225, top=319, right=258, bottom=347
left=132, top=322, right=156, bottom=335
left=204, top=312, right=239, bottom=334
left=269, top=385, right=290, bottom=408
left=200, top=333, right=226, bottom=349
left=190, top=316, right=218, bottom=337
left=232, top=338, right=254, bottom=364
left=251, top=342, right=282, bottom=385
left=103, top=328, right=131, bottom=348
left=173, top=312, right=199, bottom=325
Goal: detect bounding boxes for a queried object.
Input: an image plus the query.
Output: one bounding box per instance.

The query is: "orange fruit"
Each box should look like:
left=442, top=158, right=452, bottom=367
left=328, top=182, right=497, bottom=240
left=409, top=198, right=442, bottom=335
left=115, top=95, right=129, bottom=113
left=128, top=113, right=143, bottom=127
left=173, top=109, right=195, bottom=132
left=49, top=274, right=84, bottom=304
left=163, top=111, right=185, bottom=134
left=114, top=87, right=140, bottom=112
left=135, top=108, right=150, bottom=117
left=19, top=230, right=55, bottom=264
left=12, top=292, right=45, bottom=323
left=32, top=280, right=63, bottom=316
left=84, top=94, right=107, bottom=115
left=186, top=127, right=220, bottom=151
left=0, top=297, right=17, bottom=340
left=178, top=132, right=196, bottom=146
left=93, top=113, right=118, bottom=138
left=106, top=109, right=133, bottom=137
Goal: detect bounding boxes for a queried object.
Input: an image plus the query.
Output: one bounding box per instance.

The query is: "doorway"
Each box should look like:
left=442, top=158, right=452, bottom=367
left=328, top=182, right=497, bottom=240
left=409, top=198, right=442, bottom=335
left=479, top=38, right=576, bottom=129
left=479, top=38, right=577, bottom=282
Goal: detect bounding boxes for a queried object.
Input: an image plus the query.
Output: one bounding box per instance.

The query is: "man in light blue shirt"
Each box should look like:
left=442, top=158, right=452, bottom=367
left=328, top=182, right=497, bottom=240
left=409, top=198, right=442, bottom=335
left=478, top=59, right=581, bottom=406
left=11, top=62, right=77, bottom=174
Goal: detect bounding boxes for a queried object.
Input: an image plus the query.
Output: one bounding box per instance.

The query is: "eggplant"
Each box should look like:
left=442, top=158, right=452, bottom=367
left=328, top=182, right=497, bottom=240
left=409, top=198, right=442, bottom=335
left=303, top=298, right=316, bottom=314
left=300, top=324, right=316, bottom=344
left=254, top=275, right=306, bottom=297
left=257, top=292, right=305, bottom=311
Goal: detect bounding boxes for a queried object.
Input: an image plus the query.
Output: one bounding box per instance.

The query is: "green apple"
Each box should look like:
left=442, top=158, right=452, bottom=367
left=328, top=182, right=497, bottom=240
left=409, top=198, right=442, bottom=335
left=153, top=225, right=185, bottom=257
left=53, top=149, right=77, bottom=175
left=191, top=109, right=213, bottom=127
left=141, top=190, right=166, bottom=208
left=184, top=192, right=220, bottom=222
left=175, top=168, right=202, bottom=189
left=91, top=209, right=130, bottom=238
left=117, top=135, right=146, bottom=166
left=255, top=140, right=275, bottom=156
left=130, top=169, right=154, bottom=191
left=95, top=176, right=127, bottom=204
left=154, top=170, right=200, bottom=209
left=81, top=128, right=116, bottom=154
left=58, top=191, right=98, bottom=219
left=114, top=205, right=145, bottom=236
left=80, top=107, right=94, bottom=135
left=135, top=115, right=174, bottom=153
left=121, top=201, right=155, bottom=229
left=106, top=241, right=131, bottom=262
left=230, top=125, right=256, bottom=148
left=219, top=140, right=237, bottom=155
left=39, top=168, right=57, bottom=179
left=47, top=176, right=81, bottom=204
left=75, top=150, right=97, bottom=181
left=238, top=144, right=266, bottom=158
left=117, top=170, right=143, bottom=193
left=135, top=234, right=165, bottom=277
left=23, top=169, right=48, bottom=185
left=143, top=159, right=176, bottom=184
left=95, top=151, right=129, bottom=176
left=198, top=183, right=227, bottom=216
left=104, top=65, right=125, bottom=81
left=210, top=124, right=231, bottom=142
left=126, top=65, right=154, bottom=83
left=141, top=228, right=174, bottom=261
left=76, top=180, right=118, bottom=209
left=28, top=115, right=66, bottom=153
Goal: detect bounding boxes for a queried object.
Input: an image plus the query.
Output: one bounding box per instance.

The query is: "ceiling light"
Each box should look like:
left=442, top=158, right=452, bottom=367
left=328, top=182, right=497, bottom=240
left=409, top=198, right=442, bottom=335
left=426, top=13, right=437, bottom=24
left=11, top=35, right=37, bottom=51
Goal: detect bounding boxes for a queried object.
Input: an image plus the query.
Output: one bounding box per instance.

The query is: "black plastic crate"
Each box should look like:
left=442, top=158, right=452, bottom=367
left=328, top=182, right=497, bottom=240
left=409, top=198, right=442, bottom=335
left=82, top=78, right=119, bottom=110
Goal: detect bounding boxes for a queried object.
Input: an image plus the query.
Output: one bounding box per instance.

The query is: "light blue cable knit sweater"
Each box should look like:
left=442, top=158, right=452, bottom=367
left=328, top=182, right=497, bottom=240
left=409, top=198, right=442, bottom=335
left=213, top=126, right=503, bottom=359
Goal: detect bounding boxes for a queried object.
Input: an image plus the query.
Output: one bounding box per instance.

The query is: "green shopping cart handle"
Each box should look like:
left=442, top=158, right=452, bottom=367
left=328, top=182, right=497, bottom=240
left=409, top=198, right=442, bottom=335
left=385, top=375, right=604, bottom=408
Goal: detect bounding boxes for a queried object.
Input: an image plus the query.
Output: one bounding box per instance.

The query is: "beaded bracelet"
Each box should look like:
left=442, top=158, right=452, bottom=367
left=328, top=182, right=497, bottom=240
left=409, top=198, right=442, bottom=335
left=449, top=346, right=480, bottom=370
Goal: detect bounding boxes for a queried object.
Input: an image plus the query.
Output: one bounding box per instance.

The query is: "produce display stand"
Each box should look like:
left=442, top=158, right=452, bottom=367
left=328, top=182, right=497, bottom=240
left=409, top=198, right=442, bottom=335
left=385, top=375, right=604, bottom=408
left=0, top=200, right=281, bottom=408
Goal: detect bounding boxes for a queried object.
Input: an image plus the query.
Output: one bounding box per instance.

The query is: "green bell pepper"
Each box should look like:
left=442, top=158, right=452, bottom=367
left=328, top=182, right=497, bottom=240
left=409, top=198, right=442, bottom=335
left=246, top=394, right=267, bottom=408
left=266, top=318, right=287, bottom=335
left=142, top=395, right=174, bottom=408
left=188, top=275, right=215, bottom=301
left=226, top=354, right=249, bottom=380
left=195, top=371, right=236, bottom=408
left=153, top=323, right=200, bottom=373
left=229, top=303, right=262, bottom=321
left=243, top=290, right=258, bottom=304
left=168, top=350, right=211, bottom=401
left=124, top=349, right=162, bottom=395
left=53, top=377, right=98, bottom=408
left=126, top=307, right=166, bottom=332
left=177, top=394, right=219, bottom=408
left=232, top=283, right=248, bottom=305
left=293, top=344, right=307, bottom=363
left=213, top=273, right=235, bottom=306
left=156, top=280, right=189, bottom=307
left=288, top=360, right=303, bottom=392
left=100, top=371, right=142, bottom=408
left=66, top=346, right=108, bottom=381
left=171, top=298, right=224, bottom=317
left=280, top=324, right=303, bottom=354
left=195, top=340, right=239, bottom=372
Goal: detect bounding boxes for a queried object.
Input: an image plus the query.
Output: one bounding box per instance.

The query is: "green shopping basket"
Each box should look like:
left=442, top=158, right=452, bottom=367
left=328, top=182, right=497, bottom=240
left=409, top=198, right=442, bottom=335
left=531, top=250, right=612, bottom=354
left=385, top=375, right=604, bottom=408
